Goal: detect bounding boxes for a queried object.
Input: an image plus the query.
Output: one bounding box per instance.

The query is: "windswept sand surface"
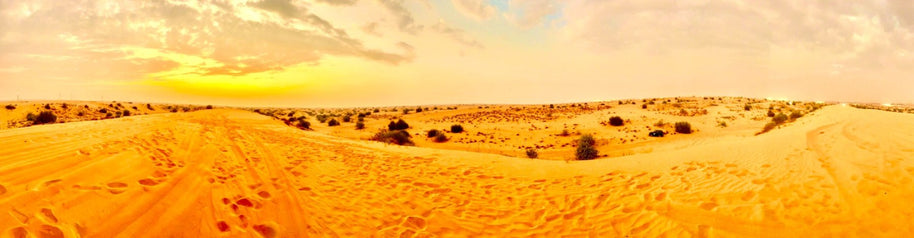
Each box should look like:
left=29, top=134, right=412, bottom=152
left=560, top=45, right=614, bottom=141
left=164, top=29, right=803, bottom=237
left=1, top=106, right=914, bottom=237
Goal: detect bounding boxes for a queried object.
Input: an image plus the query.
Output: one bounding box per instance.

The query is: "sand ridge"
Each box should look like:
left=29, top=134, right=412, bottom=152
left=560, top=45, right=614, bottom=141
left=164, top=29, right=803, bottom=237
left=1, top=106, right=913, bottom=237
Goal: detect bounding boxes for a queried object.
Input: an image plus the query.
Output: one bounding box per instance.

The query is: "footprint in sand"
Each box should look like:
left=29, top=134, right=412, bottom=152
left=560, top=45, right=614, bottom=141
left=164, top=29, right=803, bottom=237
left=216, top=221, right=230, bottom=232
left=7, top=227, right=28, bottom=238
left=37, top=224, right=64, bottom=238
left=138, top=178, right=159, bottom=186
left=38, top=208, right=58, bottom=223
left=106, top=182, right=128, bottom=194
left=252, top=223, right=277, bottom=238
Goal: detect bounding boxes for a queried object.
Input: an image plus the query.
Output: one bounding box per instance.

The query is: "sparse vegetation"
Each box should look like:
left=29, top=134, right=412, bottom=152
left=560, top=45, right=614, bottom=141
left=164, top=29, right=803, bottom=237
left=434, top=133, right=448, bottom=142
left=609, top=116, right=624, bottom=126
left=526, top=148, right=538, bottom=159
left=5, top=105, right=15, bottom=110
left=206, top=105, right=213, bottom=109
left=450, top=124, right=464, bottom=133
left=298, top=119, right=311, bottom=129
left=33, top=111, right=57, bottom=125
left=122, top=110, right=131, bottom=116
left=773, top=113, right=788, bottom=124
left=675, top=122, right=692, bottom=134
left=388, top=119, right=409, bottom=130
left=575, top=134, right=599, bottom=160
left=789, top=111, right=803, bottom=121
left=427, top=129, right=440, bottom=138
left=560, top=129, right=571, bottom=137
left=355, top=122, right=365, bottom=130
left=371, top=130, right=413, bottom=145
left=328, top=118, right=340, bottom=126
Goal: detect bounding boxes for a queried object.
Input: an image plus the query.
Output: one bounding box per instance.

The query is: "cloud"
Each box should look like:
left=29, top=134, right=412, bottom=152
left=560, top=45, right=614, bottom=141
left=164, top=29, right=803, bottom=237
left=431, top=22, right=484, bottom=49
left=0, top=0, right=414, bottom=80
left=377, top=0, right=423, bottom=34
left=315, top=0, right=359, bottom=6
left=505, top=0, right=559, bottom=28
left=451, top=0, right=496, bottom=21
left=361, top=21, right=383, bottom=37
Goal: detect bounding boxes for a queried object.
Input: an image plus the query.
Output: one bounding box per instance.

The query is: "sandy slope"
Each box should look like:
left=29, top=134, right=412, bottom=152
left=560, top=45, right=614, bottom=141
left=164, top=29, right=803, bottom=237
left=1, top=106, right=913, bottom=237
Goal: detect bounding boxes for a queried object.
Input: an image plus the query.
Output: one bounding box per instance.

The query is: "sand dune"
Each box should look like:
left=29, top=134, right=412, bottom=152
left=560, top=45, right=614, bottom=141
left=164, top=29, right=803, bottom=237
left=1, top=105, right=913, bottom=237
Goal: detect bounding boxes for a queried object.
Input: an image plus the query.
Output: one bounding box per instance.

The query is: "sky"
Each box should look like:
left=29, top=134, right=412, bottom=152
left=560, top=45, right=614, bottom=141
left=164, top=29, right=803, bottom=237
left=1, top=0, right=913, bottom=107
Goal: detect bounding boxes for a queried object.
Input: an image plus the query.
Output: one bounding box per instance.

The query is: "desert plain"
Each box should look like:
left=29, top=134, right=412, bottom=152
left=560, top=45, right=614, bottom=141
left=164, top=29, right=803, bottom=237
left=1, top=97, right=913, bottom=237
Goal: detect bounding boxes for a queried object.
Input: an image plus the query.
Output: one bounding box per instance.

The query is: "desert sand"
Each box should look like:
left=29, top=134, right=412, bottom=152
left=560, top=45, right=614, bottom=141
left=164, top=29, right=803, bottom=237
left=1, top=101, right=914, bottom=237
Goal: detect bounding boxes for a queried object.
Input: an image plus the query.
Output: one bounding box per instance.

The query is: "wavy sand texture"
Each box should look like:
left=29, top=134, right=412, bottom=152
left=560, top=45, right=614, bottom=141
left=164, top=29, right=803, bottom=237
left=1, top=106, right=913, bottom=237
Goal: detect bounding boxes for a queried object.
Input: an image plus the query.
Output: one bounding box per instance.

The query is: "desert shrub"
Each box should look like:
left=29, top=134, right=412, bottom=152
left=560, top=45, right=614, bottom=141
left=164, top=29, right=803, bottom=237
left=767, top=110, right=775, bottom=117
left=342, top=116, right=351, bottom=123
left=77, top=111, right=85, bottom=116
left=450, top=124, right=464, bottom=133
left=416, top=107, right=423, bottom=113
left=298, top=119, right=311, bottom=129
left=5, top=105, right=15, bottom=110
left=718, top=121, right=728, bottom=127
left=328, top=118, right=340, bottom=126
left=674, top=121, right=692, bottom=134
left=388, top=119, right=409, bottom=130
left=773, top=113, right=788, bottom=124
left=427, top=129, right=440, bottom=138
left=549, top=104, right=554, bottom=109
left=170, top=108, right=178, bottom=113
left=402, top=108, right=410, bottom=114
left=44, top=104, right=51, bottom=109
left=106, top=112, right=113, bottom=118
left=642, top=104, right=647, bottom=109
left=33, top=111, right=57, bottom=124
left=357, top=117, right=364, bottom=122
left=789, top=111, right=803, bottom=120
left=744, top=104, right=752, bottom=111
left=371, top=130, right=413, bottom=145
left=560, top=129, right=571, bottom=137
left=62, top=104, right=69, bottom=109
left=122, top=110, right=131, bottom=116
left=575, top=134, right=599, bottom=160
left=316, top=114, right=329, bottom=123
left=526, top=148, right=538, bottom=159
left=373, top=108, right=380, bottom=113
left=147, top=104, right=154, bottom=110
left=434, top=133, right=448, bottom=142
left=355, top=122, right=365, bottom=130
left=654, top=120, right=667, bottom=127
left=26, top=112, right=37, bottom=122
left=609, top=116, right=624, bottom=126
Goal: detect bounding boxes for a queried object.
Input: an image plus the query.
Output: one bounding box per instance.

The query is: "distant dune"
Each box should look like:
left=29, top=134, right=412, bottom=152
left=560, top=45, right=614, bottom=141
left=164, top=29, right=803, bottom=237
left=1, top=102, right=913, bottom=236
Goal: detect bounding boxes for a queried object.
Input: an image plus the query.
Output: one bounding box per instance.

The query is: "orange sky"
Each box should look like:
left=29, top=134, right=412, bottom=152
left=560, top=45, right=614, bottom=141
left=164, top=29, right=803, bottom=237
left=1, top=0, right=913, bottom=107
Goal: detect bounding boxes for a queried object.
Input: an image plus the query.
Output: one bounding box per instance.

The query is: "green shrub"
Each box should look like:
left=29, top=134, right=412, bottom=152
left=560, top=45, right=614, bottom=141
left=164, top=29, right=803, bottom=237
left=609, top=116, right=624, bottom=126
left=328, top=118, right=340, bottom=126
left=434, top=133, right=448, bottom=142
left=675, top=122, right=692, bottom=134
left=427, top=129, right=440, bottom=138
left=773, top=113, right=788, bottom=124
left=526, top=148, right=538, bottom=159
left=33, top=111, right=57, bottom=124
left=371, top=130, right=413, bottom=145
left=355, top=122, right=365, bottom=130
left=575, top=134, right=599, bottom=160
left=450, top=124, right=464, bottom=133
left=789, top=111, right=803, bottom=120
left=388, top=119, right=409, bottom=130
